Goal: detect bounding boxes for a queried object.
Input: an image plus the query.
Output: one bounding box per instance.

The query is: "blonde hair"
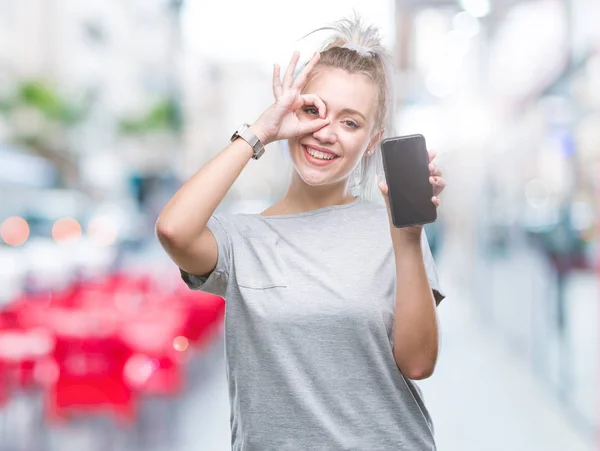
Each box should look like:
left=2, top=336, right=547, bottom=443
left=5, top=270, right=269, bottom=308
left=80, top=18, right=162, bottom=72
left=303, top=14, right=396, bottom=200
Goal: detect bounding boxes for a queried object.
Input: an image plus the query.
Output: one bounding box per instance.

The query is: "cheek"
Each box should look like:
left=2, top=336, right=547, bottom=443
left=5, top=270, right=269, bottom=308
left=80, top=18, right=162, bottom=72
left=287, top=139, right=304, bottom=163
left=341, top=134, right=370, bottom=161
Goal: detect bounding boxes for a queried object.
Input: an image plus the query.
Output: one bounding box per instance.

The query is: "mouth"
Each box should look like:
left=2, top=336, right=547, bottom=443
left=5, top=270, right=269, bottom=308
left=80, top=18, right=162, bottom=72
left=302, top=145, right=339, bottom=167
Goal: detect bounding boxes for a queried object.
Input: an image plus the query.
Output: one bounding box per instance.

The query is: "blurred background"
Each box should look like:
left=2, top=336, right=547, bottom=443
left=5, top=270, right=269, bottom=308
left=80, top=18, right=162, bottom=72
left=0, top=0, right=599, bottom=450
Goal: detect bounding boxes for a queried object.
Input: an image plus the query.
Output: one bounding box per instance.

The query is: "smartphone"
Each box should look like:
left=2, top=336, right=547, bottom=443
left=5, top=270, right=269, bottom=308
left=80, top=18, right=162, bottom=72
left=380, top=134, right=437, bottom=228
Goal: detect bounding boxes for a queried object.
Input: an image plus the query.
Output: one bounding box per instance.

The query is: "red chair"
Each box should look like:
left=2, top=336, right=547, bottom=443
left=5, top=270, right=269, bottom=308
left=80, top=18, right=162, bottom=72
left=177, top=291, right=225, bottom=349
left=1, top=268, right=226, bottom=437
left=44, top=308, right=136, bottom=426
left=0, top=327, right=55, bottom=390
left=120, top=307, right=187, bottom=397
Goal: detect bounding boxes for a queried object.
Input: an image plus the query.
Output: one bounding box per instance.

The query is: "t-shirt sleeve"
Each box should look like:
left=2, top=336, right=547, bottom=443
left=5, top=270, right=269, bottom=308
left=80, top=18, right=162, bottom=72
left=179, top=214, right=232, bottom=298
left=421, top=230, right=446, bottom=306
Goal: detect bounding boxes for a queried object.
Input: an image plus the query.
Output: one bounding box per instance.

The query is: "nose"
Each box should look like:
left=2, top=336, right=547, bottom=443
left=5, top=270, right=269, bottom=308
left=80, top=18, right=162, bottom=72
left=311, top=121, right=337, bottom=144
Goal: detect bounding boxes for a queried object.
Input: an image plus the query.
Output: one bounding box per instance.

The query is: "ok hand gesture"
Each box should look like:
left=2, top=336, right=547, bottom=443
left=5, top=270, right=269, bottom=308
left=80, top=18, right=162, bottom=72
left=252, top=52, right=331, bottom=145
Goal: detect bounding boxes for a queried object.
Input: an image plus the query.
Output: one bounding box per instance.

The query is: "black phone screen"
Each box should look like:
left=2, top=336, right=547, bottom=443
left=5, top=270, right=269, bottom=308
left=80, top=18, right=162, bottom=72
left=381, top=134, right=437, bottom=228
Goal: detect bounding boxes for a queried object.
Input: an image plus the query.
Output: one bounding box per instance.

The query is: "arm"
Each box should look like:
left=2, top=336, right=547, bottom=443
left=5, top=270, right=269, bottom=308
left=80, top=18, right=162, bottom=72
left=155, top=139, right=255, bottom=276
left=391, top=231, right=439, bottom=380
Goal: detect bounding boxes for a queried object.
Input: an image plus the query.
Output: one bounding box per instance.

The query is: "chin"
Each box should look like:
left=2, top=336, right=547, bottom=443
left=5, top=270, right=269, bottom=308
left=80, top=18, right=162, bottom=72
left=292, top=158, right=334, bottom=186
left=296, top=169, right=334, bottom=187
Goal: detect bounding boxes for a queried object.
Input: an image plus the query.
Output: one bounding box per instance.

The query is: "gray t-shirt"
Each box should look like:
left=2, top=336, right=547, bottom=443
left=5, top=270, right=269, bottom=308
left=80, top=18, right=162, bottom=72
left=180, top=197, right=445, bottom=451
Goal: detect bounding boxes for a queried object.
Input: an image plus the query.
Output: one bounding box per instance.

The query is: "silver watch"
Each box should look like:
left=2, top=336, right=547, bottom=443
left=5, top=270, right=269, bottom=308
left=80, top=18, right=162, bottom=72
left=230, top=124, right=265, bottom=160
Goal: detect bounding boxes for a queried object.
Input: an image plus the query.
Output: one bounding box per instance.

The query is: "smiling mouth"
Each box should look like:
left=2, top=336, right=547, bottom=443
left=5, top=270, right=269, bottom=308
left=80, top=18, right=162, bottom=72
left=303, top=146, right=338, bottom=161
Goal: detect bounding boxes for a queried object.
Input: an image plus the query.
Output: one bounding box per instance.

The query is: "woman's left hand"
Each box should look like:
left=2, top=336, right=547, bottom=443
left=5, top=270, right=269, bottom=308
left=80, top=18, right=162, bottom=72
left=427, top=150, right=446, bottom=207
left=379, top=150, right=446, bottom=240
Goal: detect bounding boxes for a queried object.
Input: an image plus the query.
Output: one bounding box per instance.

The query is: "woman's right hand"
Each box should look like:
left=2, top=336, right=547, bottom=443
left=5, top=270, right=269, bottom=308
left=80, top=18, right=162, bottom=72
left=251, top=52, right=330, bottom=145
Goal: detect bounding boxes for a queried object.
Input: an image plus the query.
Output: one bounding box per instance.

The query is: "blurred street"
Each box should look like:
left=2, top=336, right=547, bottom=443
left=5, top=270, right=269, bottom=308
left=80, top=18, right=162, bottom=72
left=422, top=241, right=595, bottom=451
left=1, top=0, right=599, bottom=449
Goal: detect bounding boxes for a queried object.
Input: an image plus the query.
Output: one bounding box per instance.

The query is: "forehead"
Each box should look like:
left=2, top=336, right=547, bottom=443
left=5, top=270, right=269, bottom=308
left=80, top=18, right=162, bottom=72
left=304, top=67, right=377, bottom=122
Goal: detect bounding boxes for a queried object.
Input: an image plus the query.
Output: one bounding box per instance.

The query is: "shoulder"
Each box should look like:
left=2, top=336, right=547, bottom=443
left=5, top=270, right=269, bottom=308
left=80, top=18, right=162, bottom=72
left=356, top=198, right=387, bottom=213
left=212, top=211, right=270, bottom=236
left=352, top=198, right=389, bottom=224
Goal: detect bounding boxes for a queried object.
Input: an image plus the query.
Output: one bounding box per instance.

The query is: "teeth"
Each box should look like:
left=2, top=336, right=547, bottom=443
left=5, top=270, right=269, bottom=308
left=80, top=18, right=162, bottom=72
left=306, top=147, right=335, bottom=160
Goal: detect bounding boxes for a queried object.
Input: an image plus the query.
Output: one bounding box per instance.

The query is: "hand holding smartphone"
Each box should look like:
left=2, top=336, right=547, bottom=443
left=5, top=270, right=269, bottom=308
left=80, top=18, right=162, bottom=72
left=381, top=134, right=437, bottom=228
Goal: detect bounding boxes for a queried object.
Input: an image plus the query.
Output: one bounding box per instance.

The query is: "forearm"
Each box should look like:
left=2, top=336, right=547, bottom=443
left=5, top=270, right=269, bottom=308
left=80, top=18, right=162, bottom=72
left=155, top=134, right=256, bottom=243
left=157, top=50, right=326, bottom=243
left=392, top=236, right=439, bottom=380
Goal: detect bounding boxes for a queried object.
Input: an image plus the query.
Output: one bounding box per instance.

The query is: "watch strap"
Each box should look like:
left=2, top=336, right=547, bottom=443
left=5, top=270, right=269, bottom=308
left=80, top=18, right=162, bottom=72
left=231, top=124, right=265, bottom=160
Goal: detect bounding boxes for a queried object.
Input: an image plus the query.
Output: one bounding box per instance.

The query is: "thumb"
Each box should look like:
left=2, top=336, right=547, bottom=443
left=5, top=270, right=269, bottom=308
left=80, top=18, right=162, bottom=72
left=378, top=180, right=388, bottom=195
left=297, top=118, right=330, bottom=136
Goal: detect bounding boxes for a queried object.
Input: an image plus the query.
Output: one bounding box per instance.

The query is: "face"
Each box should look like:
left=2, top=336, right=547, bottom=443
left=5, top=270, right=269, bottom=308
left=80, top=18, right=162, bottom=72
left=288, top=67, right=380, bottom=189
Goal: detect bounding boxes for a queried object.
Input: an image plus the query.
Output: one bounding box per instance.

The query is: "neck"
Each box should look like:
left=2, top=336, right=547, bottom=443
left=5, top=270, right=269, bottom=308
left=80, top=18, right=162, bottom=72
left=280, top=174, right=356, bottom=214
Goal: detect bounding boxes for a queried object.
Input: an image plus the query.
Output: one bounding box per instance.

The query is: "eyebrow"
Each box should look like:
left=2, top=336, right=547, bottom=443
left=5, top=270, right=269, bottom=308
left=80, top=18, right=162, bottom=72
left=321, top=100, right=368, bottom=122
left=341, top=108, right=368, bottom=122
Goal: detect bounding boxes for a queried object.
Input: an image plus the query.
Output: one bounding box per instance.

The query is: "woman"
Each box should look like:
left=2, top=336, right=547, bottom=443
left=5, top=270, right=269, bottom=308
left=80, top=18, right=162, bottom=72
left=157, top=15, right=447, bottom=451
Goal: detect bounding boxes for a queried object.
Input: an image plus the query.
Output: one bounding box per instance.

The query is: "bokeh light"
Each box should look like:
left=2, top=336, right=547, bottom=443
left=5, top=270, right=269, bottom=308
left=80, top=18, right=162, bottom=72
left=173, top=336, right=189, bottom=352
left=87, top=216, right=118, bottom=246
left=124, top=354, right=159, bottom=387
left=52, top=218, right=82, bottom=242
left=0, top=216, right=30, bottom=246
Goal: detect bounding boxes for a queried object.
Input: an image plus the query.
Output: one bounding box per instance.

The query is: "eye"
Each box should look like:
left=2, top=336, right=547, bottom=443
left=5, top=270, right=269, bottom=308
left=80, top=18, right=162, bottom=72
left=344, top=120, right=359, bottom=130
left=303, top=107, right=319, bottom=116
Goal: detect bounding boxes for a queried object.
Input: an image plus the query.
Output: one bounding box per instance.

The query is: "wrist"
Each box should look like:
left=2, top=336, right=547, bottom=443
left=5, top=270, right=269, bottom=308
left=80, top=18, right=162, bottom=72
left=391, top=227, right=422, bottom=249
left=393, top=239, right=423, bottom=263
left=249, top=123, right=271, bottom=146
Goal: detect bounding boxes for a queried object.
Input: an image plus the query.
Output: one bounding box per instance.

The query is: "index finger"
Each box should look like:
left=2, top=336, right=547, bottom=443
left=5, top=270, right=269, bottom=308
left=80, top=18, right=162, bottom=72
left=272, top=64, right=282, bottom=98
left=292, top=52, right=320, bottom=91
left=428, top=150, right=437, bottom=163
left=283, top=51, right=301, bottom=87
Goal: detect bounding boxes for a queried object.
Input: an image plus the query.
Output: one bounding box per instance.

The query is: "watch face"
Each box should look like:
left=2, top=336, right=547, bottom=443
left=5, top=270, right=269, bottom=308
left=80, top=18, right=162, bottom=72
left=231, top=124, right=248, bottom=142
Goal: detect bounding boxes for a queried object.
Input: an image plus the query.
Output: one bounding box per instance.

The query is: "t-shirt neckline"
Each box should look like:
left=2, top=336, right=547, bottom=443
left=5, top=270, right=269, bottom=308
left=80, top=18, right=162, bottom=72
left=258, top=196, right=363, bottom=219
